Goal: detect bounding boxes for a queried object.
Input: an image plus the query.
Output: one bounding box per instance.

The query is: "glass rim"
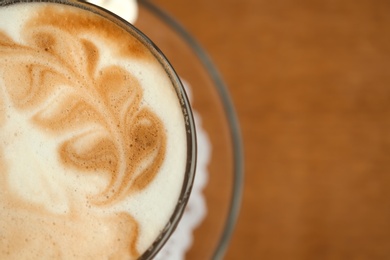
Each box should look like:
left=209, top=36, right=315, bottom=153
left=0, top=0, right=197, bottom=259
left=137, top=1, right=245, bottom=259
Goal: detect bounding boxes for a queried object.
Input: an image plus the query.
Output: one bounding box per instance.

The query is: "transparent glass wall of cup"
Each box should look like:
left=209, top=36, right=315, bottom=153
left=0, top=0, right=196, bottom=259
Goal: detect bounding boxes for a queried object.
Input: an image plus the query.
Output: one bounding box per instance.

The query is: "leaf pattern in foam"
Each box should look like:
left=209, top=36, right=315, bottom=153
left=24, top=26, right=94, bottom=80
left=0, top=31, right=16, bottom=47
left=0, top=17, right=166, bottom=207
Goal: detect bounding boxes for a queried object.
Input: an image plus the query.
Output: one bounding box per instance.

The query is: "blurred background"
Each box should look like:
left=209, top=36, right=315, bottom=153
left=151, top=0, right=390, bottom=259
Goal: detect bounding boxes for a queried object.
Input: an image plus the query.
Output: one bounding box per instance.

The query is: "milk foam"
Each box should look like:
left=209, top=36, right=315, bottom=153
left=0, top=2, right=187, bottom=259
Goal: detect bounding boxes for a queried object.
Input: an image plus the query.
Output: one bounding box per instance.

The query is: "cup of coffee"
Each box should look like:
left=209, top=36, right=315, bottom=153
left=0, top=0, right=196, bottom=259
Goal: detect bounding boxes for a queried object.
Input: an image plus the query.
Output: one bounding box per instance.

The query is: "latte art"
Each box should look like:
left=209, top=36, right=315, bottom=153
left=0, top=1, right=190, bottom=259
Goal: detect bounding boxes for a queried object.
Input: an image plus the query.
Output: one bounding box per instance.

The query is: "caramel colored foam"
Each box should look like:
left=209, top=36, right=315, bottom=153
left=0, top=2, right=187, bottom=259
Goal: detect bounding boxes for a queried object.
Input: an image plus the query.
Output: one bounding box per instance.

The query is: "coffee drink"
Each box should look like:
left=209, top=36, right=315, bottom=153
left=0, top=0, right=195, bottom=259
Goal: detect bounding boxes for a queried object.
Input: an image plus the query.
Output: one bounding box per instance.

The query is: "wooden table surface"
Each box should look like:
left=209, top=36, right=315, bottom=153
left=151, top=0, right=390, bottom=259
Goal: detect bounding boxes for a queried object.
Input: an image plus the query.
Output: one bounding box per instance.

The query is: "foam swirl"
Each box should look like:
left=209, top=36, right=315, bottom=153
left=0, top=3, right=175, bottom=259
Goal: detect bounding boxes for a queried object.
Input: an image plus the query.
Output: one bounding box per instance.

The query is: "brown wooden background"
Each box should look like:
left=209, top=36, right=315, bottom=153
left=152, top=0, right=390, bottom=259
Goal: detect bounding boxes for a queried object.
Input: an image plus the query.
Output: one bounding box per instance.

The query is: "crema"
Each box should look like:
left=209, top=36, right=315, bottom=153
left=0, top=1, right=194, bottom=259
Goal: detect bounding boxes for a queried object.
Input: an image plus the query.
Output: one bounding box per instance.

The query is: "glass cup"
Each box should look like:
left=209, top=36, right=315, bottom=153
left=0, top=0, right=196, bottom=259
